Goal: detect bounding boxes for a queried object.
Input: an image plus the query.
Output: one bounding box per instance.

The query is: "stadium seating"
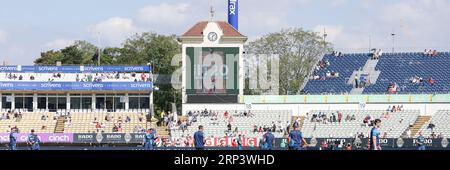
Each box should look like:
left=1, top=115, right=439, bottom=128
left=0, top=72, right=152, bottom=82
left=364, top=52, right=450, bottom=94
left=64, top=112, right=148, bottom=133
left=303, top=53, right=368, bottom=94
left=415, top=110, right=450, bottom=138
left=303, top=52, right=450, bottom=94
left=301, top=110, right=419, bottom=138
left=0, top=111, right=57, bottom=133
left=170, top=110, right=291, bottom=138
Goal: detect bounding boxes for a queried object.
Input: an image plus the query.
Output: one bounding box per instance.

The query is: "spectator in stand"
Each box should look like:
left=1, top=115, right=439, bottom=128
left=320, top=141, right=328, bottom=150
left=224, top=111, right=229, bottom=118
left=428, top=77, right=435, bottom=86
left=338, top=112, right=342, bottom=124
left=431, top=131, right=437, bottom=139
left=427, top=122, right=435, bottom=132
left=432, top=50, right=438, bottom=57
left=140, top=73, right=146, bottom=81
left=272, top=123, right=276, bottom=133
left=227, top=123, right=232, bottom=132
left=377, top=49, right=383, bottom=59
left=95, top=122, right=101, bottom=129
left=118, top=124, right=123, bottom=132
left=253, top=125, right=258, bottom=133
left=406, top=128, right=412, bottom=138
left=345, top=114, right=350, bottom=122
left=426, top=49, right=433, bottom=57
left=354, top=74, right=359, bottom=88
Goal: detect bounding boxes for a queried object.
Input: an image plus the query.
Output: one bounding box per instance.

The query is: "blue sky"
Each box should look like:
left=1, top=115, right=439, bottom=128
left=1, top=0, right=450, bottom=64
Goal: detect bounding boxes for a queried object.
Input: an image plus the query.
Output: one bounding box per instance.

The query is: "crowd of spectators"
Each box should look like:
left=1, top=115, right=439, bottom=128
left=424, top=49, right=439, bottom=57
left=371, top=48, right=383, bottom=60
left=2, top=72, right=152, bottom=82
left=410, top=76, right=435, bottom=86
left=311, top=59, right=340, bottom=80
left=0, top=110, right=23, bottom=122
left=309, top=111, right=355, bottom=124
left=332, top=51, right=343, bottom=57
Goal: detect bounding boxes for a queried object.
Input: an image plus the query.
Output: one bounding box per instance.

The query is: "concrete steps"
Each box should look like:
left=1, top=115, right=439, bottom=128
left=54, top=116, right=66, bottom=133
left=403, top=116, right=432, bottom=137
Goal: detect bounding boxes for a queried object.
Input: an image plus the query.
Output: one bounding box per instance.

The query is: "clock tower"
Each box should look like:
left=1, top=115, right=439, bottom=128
left=178, top=20, right=247, bottom=108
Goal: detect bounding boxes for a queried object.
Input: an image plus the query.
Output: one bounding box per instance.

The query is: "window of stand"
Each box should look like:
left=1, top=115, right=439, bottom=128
left=1, top=93, right=12, bottom=110
left=13, top=93, right=33, bottom=112
left=37, top=94, right=67, bottom=112
left=128, top=93, right=150, bottom=110
left=70, top=94, right=92, bottom=110
left=95, top=93, right=125, bottom=112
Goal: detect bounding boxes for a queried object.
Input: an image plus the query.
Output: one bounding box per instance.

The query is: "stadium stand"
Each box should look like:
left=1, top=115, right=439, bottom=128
left=64, top=112, right=148, bottom=133
left=170, top=110, right=291, bottom=138
left=415, top=110, right=450, bottom=138
left=0, top=72, right=152, bottom=82
left=364, top=52, right=450, bottom=94
left=0, top=110, right=57, bottom=133
left=301, top=109, right=420, bottom=138
left=303, top=53, right=368, bottom=94
left=303, top=52, right=450, bottom=94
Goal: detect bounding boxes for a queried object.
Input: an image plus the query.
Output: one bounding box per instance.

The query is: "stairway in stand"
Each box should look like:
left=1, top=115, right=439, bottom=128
left=54, top=116, right=66, bottom=133
left=147, top=118, right=170, bottom=138
left=401, top=116, right=431, bottom=137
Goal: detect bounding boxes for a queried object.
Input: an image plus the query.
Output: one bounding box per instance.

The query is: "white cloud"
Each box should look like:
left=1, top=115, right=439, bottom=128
left=44, top=38, right=75, bottom=51
left=0, top=30, right=7, bottom=44
left=88, top=17, right=138, bottom=47
left=137, top=3, right=190, bottom=26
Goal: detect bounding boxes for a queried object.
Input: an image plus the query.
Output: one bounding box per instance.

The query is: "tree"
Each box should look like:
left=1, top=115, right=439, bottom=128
left=245, top=28, right=332, bottom=95
left=34, top=40, right=99, bottom=65
left=119, top=33, right=181, bottom=114
left=34, top=50, right=63, bottom=65
left=73, top=40, right=98, bottom=65
left=100, top=47, right=123, bottom=65
left=32, top=33, right=182, bottom=114
left=60, top=45, right=84, bottom=64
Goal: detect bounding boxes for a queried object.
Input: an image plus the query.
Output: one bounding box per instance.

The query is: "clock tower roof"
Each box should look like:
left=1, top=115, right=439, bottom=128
left=180, top=21, right=246, bottom=38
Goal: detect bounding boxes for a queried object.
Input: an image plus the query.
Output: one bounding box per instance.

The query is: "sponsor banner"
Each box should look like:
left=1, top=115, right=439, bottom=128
left=0, top=82, right=152, bottom=91
left=0, top=66, right=151, bottom=73
left=228, top=0, right=239, bottom=30
left=129, top=133, right=146, bottom=143
left=305, top=138, right=396, bottom=149
left=101, top=133, right=126, bottom=143
left=0, top=133, right=73, bottom=143
left=170, top=137, right=260, bottom=147
left=394, top=138, right=444, bottom=148
left=73, top=133, right=156, bottom=144
left=73, top=133, right=98, bottom=143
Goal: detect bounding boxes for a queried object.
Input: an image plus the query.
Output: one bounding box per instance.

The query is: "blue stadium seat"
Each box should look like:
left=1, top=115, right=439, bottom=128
left=303, top=52, right=450, bottom=94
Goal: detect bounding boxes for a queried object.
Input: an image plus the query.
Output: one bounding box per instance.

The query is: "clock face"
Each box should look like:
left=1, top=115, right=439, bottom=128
left=208, top=32, right=218, bottom=42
